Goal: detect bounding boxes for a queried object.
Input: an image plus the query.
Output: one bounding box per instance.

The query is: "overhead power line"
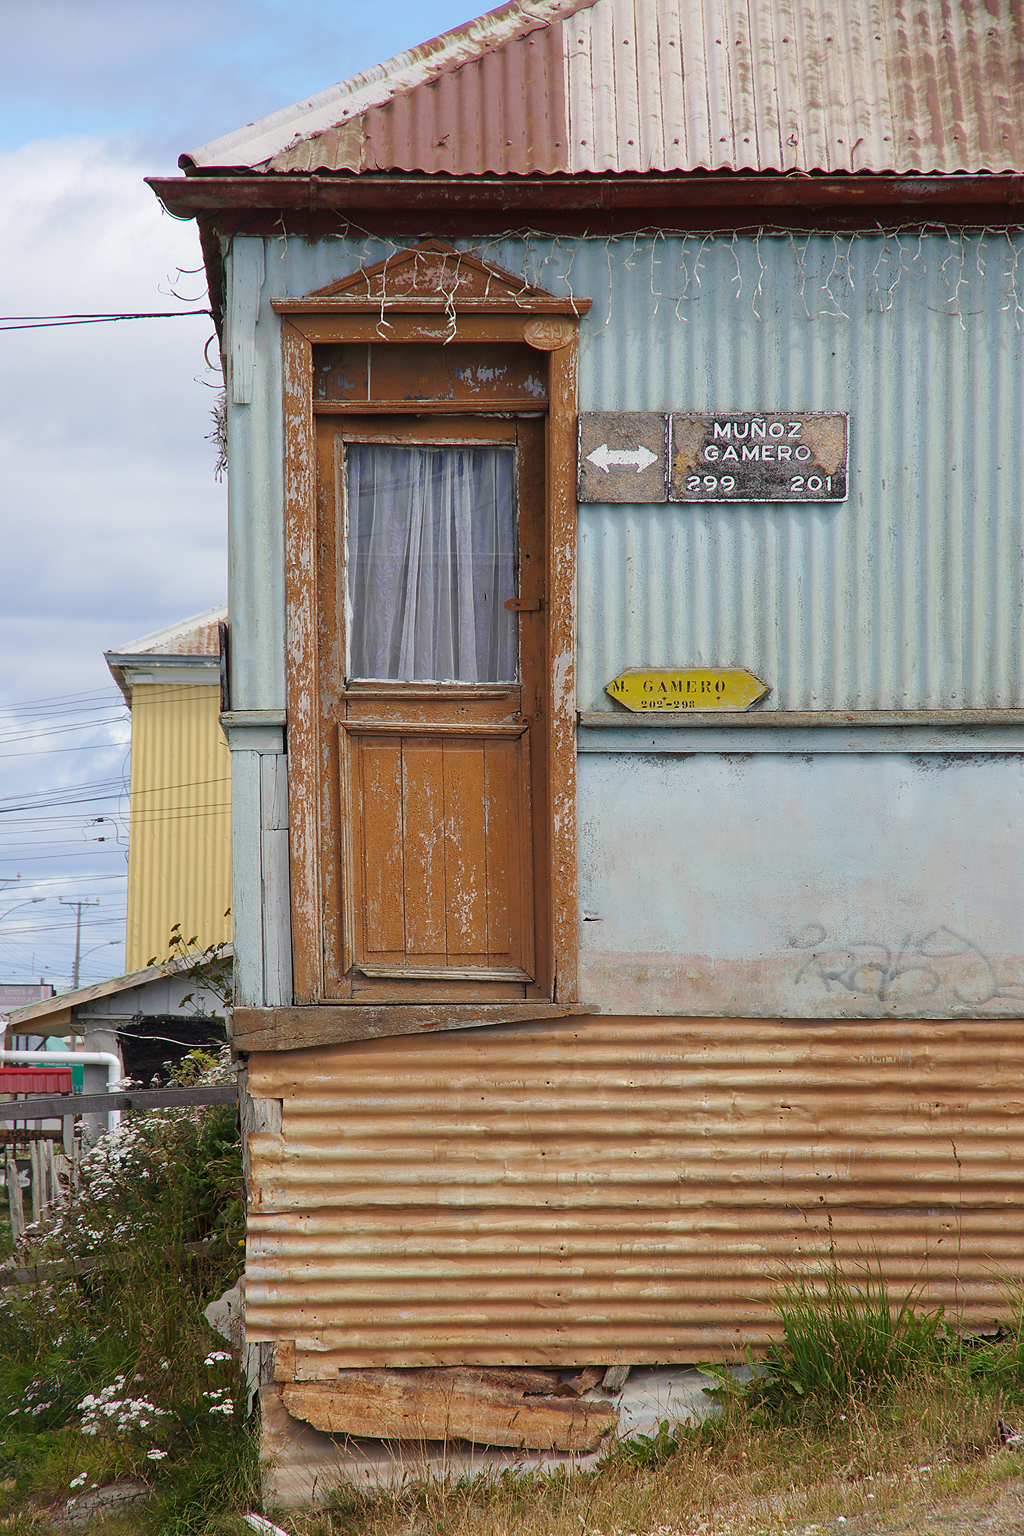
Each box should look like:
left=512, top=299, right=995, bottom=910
left=0, top=311, right=211, bottom=332
left=1, top=687, right=120, bottom=709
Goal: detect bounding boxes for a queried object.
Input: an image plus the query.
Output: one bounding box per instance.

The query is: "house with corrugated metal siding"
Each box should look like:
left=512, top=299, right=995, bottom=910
left=151, top=0, right=1024, bottom=1498
left=105, top=607, right=232, bottom=971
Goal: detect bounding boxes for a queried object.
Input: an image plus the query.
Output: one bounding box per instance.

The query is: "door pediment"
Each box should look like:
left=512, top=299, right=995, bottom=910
left=307, top=239, right=552, bottom=304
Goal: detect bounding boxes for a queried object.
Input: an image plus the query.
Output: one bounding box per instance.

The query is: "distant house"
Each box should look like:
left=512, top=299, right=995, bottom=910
left=5, top=954, right=231, bottom=1099
left=105, top=607, right=231, bottom=970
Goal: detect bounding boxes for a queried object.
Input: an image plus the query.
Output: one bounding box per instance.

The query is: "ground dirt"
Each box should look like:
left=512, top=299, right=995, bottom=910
left=792, top=1477, right=1024, bottom=1536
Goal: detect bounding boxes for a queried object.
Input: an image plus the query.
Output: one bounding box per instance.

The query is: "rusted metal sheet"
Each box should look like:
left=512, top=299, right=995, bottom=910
left=566, top=0, right=1024, bottom=176
left=578, top=752, right=1024, bottom=1019
left=355, top=20, right=569, bottom=178
left=244, top=1016, right=1024, bottom=1367
left=185, top=0, right=1024, bottom=178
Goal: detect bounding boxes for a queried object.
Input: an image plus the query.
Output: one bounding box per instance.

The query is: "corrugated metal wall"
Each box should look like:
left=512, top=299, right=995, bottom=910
left=562, top=230, right=1024, bottom=713
left=239, top=230, right=1024, bottom=717
left=245, top=1015, right=1024, bottom=1368
left=125, top=683, right=232, bottom=970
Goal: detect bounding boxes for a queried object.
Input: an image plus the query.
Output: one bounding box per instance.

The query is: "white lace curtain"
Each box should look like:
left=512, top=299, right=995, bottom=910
left=347, top=444, right=518, bottom=682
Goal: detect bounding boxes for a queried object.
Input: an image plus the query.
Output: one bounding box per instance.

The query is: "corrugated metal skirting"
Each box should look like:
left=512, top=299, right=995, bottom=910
left=245, top=1016, right=1024, bottom=1369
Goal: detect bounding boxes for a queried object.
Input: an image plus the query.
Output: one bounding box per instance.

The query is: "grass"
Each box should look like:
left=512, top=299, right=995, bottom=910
left=5, top=1099, right=1024, bottom=1536
left=275, top=1383, right=1023, bottom=1536
left=0, top=1050, right=258, bottom=1534
left=270, top=1261, right=1024, bottom=1536
left=735, top=1260, right=949, bottom=1426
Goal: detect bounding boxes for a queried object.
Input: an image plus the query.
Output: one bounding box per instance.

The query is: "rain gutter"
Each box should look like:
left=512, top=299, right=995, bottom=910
left=147, top=172, right=1024, bottom=221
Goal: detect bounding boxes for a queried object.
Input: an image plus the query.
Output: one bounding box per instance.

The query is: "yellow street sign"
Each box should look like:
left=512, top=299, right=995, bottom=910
left=605, top=667, right=770, bottom=712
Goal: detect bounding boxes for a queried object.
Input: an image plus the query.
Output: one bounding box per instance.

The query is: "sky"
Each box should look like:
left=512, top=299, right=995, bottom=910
left=0, top=0, right=483, bottom=991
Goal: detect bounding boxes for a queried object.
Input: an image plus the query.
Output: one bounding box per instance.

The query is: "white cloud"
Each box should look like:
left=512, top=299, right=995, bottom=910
left=0, top=1, right=489, bottom=164
left=0, top=0, right=488, bottom=984
left=0, top=137, right=226, bottom=978
left=0, top=138, right=226, bottom=676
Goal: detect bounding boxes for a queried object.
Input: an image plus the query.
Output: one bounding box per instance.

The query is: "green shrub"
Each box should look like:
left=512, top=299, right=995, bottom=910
left=743, top=1260, right=948, bottom=1423
left=958, top=1282, right=1024, bottom=1396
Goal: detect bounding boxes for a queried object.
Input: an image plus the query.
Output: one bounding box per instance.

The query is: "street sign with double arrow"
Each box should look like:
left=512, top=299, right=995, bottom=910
left=577, top=413, right=668, bottom=503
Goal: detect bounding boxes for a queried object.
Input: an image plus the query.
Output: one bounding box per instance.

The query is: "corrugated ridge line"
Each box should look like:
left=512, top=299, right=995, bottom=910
left=245, top=1017, right=1024, bottom=1362
left=250, top=1213, right=1024, bottom=1236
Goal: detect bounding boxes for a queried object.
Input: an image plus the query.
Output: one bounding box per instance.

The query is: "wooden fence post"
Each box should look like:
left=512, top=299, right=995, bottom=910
left=5, top=1151, right=24, bottom=1245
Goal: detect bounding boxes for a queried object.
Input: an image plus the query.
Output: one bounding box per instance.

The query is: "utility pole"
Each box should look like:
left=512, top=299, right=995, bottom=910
left=59, top=898, right=99, bottom=989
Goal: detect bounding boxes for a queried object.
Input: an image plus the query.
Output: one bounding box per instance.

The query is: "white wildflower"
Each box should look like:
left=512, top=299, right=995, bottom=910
left=146, top=1448, right=168, bottom=1461
left=69, top=1473, right=87, bottom=1489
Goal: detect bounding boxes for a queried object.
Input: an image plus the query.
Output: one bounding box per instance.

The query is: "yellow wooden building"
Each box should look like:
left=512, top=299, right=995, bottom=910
left=106, top=607, right=231, bottom=971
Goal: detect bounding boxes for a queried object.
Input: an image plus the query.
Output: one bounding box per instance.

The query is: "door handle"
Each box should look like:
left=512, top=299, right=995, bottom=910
left=505, top=596, right=544, bottom=612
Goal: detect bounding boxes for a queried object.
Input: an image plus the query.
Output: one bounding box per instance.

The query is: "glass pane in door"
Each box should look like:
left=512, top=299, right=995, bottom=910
left=347, top=444, right=517, bottom=682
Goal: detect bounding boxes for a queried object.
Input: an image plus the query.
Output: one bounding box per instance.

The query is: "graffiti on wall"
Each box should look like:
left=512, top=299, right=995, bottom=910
left=790, top=924, right=1024, bottom=1010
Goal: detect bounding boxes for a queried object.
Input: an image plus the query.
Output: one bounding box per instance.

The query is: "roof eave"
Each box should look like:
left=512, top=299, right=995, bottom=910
left=149, top=170, right=1024, bottom=222
left=151, top=171, right=1024, bottom=324
left=4, top=945, right=234, bottom=1029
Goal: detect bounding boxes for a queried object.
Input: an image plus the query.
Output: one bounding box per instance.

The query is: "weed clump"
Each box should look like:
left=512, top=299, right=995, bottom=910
left=739, top=1261, right=949, bottom=1424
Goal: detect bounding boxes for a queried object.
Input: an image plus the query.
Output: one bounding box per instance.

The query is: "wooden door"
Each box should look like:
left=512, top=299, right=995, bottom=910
left=316, top=413, right=550, bottom=1003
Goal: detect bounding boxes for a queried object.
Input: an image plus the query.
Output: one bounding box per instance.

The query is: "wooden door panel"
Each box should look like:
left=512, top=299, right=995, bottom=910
left=443, top=739, right=488, bottom=962
left=484, top=740, right=513, bottom=958
left=343, top=726, right=533, bottom=983
left=316, top=408, right=549, bottom=1002
left=359, top=740, right=405, bottom=960
left=401, top=740, right=446, bottom=962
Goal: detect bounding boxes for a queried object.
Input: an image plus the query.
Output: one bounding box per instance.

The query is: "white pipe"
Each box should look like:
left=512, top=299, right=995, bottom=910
left=0, top=1048, right=123, bottom=1134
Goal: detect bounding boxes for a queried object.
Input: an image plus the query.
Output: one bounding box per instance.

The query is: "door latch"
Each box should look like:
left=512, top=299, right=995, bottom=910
left=505, top=595, right=545, bottom=612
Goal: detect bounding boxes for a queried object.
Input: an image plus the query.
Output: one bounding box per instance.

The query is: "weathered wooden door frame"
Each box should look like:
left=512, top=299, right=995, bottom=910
left=328, top=411, right=543, bottom=1000
left=275, top=287, right=585, bottom=1018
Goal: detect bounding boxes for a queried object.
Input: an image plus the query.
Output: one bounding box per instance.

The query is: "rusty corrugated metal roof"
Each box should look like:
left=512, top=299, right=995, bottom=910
left=107, top=605, right=226, bottom=659
left=185, top=0, right=1024, bottom=178
left=245, top=1016, right=1024, bottom=1368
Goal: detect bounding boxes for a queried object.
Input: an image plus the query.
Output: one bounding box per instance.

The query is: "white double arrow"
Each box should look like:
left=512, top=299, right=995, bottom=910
left=585, top=442, right=659, bottom=474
